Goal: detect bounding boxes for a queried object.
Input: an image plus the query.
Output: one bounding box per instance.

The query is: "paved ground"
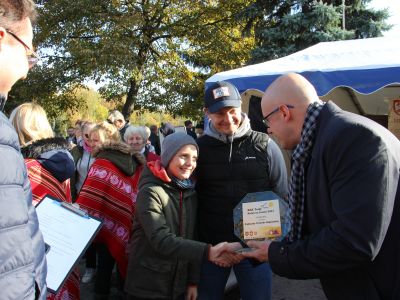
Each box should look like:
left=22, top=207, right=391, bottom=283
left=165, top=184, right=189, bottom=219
left=79, top=261, right=326, bottom=300
left=270, top=274, right=326, bottom=300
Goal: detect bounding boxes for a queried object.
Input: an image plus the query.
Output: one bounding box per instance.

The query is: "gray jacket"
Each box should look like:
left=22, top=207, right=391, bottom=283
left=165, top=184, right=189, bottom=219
left=0, top=111, right=47, bottom=299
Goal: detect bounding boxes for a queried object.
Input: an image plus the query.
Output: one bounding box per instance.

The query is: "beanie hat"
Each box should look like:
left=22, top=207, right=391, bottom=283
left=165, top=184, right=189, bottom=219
left=161, top=132, right=199, bottom=168
left=204, top=81, right=242, bottom=113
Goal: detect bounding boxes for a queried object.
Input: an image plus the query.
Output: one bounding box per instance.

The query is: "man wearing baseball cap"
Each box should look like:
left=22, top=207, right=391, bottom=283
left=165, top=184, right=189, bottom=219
left=195, top=81, right=288, bottom=300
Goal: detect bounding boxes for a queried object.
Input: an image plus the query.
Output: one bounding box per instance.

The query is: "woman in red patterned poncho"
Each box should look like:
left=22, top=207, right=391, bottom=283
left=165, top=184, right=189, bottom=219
left=76, top=121, right=145, bottom=299
left=10, top=103, right=79, bottom=300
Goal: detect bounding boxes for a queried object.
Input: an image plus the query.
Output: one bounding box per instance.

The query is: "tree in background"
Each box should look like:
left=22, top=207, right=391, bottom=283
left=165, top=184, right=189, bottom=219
left=8, top=0, right=254, bottom=121
left=243, top=0, right=391, bottom=63
left=50, top=88, right=183, bottom=135
left=5, top=0, right=391, bottom=123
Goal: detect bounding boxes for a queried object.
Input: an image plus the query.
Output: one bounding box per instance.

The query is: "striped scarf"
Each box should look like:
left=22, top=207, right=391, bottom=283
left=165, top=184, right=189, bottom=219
left=288, top=101, right=325, bottom=242
left=170, top=176, right=195, bottom=190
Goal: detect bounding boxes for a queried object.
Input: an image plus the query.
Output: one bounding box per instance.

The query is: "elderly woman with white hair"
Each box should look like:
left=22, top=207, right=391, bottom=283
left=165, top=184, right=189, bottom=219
left=124, top=125, right=160, bottom=162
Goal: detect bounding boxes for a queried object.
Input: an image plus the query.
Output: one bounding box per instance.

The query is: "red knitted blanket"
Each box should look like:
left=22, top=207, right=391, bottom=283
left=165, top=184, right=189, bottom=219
left=25, top=159, right=79, bottom=300
left=25, top=158, right=72, bottom=205
left=76, top=158, right=142, bottom=278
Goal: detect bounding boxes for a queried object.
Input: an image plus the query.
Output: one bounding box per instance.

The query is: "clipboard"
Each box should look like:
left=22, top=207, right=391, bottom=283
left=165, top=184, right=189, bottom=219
left=35, top=195, right=103, bottom=294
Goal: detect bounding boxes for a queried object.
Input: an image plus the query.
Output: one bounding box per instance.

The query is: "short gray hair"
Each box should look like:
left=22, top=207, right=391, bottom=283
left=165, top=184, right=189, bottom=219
left=124, top=125, right=149, bottom=142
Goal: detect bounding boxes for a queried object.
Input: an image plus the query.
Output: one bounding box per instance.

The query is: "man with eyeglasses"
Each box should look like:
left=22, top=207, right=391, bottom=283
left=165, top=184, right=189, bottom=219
left=243, top=73, right=400, bottom=299
left=0, top=1, right=47, bottom=299
left=195, top=81, right=288, bottom=300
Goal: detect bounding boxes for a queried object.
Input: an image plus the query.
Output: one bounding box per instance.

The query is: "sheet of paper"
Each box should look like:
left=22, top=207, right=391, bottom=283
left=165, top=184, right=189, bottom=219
left=36, top=196, right=102, bottom=293
left=242, top=199, right=282, bottom=239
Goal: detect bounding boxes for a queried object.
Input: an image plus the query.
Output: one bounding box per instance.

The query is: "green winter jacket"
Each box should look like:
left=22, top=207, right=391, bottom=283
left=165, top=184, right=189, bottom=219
left=125, top=162, right=208, bottom=299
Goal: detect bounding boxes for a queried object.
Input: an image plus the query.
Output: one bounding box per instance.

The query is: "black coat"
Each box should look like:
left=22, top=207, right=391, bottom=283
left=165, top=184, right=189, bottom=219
left=269, top=102, right=400, bottom=299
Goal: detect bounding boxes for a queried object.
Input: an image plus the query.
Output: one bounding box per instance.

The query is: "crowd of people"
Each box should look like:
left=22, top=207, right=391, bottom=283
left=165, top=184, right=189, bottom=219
left=1, top=1, right=400, bottom=300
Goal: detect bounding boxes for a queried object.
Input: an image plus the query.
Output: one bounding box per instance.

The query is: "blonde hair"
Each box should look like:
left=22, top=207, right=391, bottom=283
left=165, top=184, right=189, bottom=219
left=91, top=121, right=121, bottom=144
left=9, top=102, right=54, bottom=147
left=80, top=120, right=95, bottom=133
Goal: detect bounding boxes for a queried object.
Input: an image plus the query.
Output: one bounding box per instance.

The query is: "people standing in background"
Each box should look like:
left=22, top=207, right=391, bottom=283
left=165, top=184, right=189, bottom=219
left=70, top=121, right=95, bottom=201
left=184, top=120, right=197, bottom=140
left=195, top=120, right=205, bottom=138
left=74, top=119, right=84, bottom=146
left=0, top=1, right=47, bottom=298
left=160, top=122, right=175, bottom=137
left=149, top=124, right=161, bottom=155
left=125, top=132, right=241, bottom=300
left=10, top=102, right=79, bottom=300
left=10, top=103, right=74, bottom=205
left=195, top=81, right=288, bottom=300
left=69, top=120, right=97, bottom=284
left=143, top=125, right=156, bottom=154
left=76, top=121, right=145, bottom=299
left=66, top=126, right=77, bottom=146
left=242, top=73, right=400, bottom=300
left=124, top=125, right=160, bottom=162
left=107, top=109, right=129, bottom=141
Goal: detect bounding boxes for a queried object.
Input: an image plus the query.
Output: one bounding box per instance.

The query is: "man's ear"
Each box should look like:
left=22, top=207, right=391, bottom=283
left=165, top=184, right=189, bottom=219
left=280, top=105, right=291, bottom=120
left=203, top=107, right=208, bottom=116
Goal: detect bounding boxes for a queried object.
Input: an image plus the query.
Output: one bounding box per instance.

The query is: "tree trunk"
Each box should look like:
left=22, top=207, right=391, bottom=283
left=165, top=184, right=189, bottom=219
left=122, top=78, right=139, bottom=119
left=122, top=47, right=148, bottom=120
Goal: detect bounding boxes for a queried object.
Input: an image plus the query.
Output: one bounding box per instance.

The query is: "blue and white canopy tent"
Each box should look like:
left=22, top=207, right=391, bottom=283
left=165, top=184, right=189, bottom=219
left=206, top=37, right=400, bottom=130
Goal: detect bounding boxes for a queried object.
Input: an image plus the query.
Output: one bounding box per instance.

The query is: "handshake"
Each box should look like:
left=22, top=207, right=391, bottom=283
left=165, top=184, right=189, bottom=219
left=207, top=240, right=271, bottom=267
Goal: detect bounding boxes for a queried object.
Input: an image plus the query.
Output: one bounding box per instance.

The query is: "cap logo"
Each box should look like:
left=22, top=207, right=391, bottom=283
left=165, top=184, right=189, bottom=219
left=212, top=86, right=230, bottom=99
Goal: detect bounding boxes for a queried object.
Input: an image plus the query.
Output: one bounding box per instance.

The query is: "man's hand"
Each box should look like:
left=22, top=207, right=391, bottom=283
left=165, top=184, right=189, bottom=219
left=208, top=242, right=244, bottom=267
left=240, top=240, right=271, bottom=262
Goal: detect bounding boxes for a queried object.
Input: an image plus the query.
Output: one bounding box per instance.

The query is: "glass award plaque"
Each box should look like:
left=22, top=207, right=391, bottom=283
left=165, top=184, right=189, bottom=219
left=233, top=191, right=290, bottom=243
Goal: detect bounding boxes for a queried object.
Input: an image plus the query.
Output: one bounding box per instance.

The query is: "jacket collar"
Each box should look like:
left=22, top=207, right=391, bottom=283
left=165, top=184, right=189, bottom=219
left=22, top=137, right=74, bottom=183
left=94, top=141, right=145, bottom=176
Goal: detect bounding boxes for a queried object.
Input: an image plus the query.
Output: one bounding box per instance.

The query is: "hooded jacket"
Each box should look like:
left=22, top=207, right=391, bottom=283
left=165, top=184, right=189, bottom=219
left=76, top=141, right=145, bottom=278
left=22, top=137, right=79, bottom=300
left=0, top=110, right=47, bottom=300
left=22, top=137, right=75, bottom=205
left=125, top=161, right=208, bottom=299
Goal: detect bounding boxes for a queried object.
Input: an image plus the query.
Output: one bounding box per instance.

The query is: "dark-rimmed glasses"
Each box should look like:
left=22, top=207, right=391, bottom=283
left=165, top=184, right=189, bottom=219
left=262, top=105, right=294, bottom=127
left=6, top=30, right=39, bottom=68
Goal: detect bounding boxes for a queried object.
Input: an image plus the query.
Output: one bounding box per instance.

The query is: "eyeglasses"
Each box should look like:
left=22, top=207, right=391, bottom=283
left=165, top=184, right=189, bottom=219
left=262, top=105, right=294, bottom=127
left=6, top=30, right=39, bottom=68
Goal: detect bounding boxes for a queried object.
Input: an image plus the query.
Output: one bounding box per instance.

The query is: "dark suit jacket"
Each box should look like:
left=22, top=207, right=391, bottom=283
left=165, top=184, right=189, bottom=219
left=269, top=102, right=400, bottom=300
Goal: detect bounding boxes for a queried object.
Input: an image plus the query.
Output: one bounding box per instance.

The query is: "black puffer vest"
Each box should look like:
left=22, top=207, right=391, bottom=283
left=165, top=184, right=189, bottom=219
left=196, top=130, right=271, bottom=244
